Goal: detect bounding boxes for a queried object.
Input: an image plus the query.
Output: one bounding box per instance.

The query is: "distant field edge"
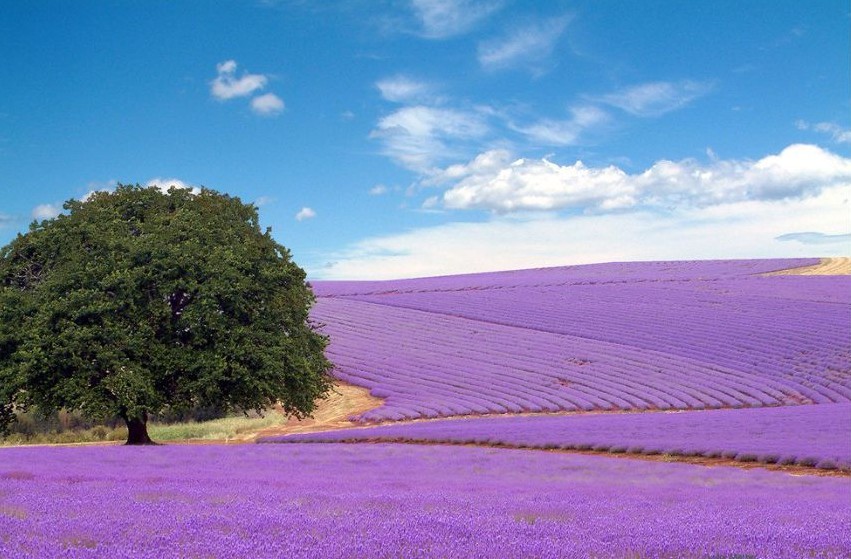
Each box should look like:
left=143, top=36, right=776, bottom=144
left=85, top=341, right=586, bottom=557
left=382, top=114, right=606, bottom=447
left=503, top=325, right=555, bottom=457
left=765, top=257, right=851, bottom=276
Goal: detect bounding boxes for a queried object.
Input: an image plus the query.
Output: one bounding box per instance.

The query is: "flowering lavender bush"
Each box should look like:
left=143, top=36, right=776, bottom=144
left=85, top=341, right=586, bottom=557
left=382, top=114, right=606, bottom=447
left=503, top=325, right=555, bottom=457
left=267, top=403, right=851, bottom=470
left=309, top=259, right=851, bottom=422
left=1, top=443, right=850, bottom=558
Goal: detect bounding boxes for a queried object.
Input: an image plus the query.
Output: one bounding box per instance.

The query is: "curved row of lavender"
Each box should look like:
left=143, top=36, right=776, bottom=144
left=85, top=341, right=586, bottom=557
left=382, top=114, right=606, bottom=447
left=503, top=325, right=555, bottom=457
left=264, top=402, right=851, bottom=471
left=2, top=444, right=850, bottom=558
left=309, top=259, right=851, bottom=422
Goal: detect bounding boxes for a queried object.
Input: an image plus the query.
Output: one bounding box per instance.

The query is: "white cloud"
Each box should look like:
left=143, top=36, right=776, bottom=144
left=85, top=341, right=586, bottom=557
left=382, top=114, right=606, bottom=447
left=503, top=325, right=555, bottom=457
left=371, top=105, right=489, bottom=170
left=510, top=105, right=610, bottom=146
left=477, top=16, right=570, bottom=71
left=411, top=0, right=502, bottom=39
left=251, top=92, right=285, bottom=116
left=376, top=76, right=434, bottom=104
left=31, top=204, right=62, bottom=220
left=79, top=179, right=195, bottom=203
left=145, top=178, right=200, bottom=195
left=312, top=183, right=851, bottom=280
left=369, top=184, right=389, bottom=196
left=210, top=60, right=268, bottom=100
left=295, top=207, right=317, bottom=221
left=434, top=144, right=851, bottom=213
left=598, top=80, right=713, bottom=117
left=80, top=189, right=112, bottom=202
left=796, top=120, right=851, bottom=144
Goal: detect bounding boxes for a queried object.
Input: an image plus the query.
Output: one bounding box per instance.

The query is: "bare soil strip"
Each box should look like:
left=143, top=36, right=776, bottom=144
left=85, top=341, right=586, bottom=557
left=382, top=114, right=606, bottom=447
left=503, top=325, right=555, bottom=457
left=237, top=382, right=384, bottom=442
left=766, top=257, right=851, bottom=276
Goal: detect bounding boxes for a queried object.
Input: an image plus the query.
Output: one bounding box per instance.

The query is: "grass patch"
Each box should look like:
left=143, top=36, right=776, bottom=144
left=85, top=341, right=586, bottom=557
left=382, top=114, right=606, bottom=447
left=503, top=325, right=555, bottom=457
left=148, top=412, right=286, bottom=441
left=1, top=410, right=286, bottom=446
left=0, top=426, right=127, bottom=446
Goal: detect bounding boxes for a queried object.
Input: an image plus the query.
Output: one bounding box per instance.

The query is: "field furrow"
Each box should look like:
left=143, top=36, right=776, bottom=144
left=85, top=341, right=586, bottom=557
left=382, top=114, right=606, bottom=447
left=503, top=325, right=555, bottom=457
left=265, top=403, right=851, bottom=471
left=310, top=260, right=850, bottom=422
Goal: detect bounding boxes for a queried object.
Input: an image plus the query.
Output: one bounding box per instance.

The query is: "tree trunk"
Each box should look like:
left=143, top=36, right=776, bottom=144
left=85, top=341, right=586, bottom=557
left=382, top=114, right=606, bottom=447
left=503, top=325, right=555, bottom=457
left=123, top=412, right=156, bottom=445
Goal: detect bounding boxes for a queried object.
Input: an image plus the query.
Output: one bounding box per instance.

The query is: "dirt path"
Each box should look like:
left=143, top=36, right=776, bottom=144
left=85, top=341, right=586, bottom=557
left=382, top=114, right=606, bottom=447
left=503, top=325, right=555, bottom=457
left=235, top=382, right=384, bottom=442
left=767, top=257, right=851, bottom=275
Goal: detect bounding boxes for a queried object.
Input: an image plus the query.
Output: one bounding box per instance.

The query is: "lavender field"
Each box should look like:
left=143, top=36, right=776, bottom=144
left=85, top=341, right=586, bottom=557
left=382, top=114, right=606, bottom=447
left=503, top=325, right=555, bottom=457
left=2, top=444, right=850, bottom=559
left=310, top=259, right=851, bottom=422
left=4, top=259, right=849, bottom=558
left=268, top=402, right=851, bottom=471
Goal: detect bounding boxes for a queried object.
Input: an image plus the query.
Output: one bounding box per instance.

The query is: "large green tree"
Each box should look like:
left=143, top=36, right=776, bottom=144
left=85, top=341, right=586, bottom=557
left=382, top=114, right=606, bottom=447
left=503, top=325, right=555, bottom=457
left=0, top=185, right=333, bottom=444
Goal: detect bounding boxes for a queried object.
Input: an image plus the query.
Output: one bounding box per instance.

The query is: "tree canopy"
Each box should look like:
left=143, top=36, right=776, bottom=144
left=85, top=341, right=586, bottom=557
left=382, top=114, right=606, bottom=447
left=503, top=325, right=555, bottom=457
left=0, top=184, right=333, bottom=444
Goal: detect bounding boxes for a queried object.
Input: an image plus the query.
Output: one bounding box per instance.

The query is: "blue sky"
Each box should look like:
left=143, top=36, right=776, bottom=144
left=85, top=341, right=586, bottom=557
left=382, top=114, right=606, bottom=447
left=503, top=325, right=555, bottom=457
left=1, top=1, right=849, bottom=279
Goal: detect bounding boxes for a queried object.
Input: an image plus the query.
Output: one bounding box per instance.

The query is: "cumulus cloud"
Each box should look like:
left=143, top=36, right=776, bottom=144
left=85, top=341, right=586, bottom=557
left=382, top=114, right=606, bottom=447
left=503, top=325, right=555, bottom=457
left=598, top=80, right=713, bottom=117
left=295, top=207, right=317, bottom=221
left=796, top=120, right=851, bottom=144
left=311, top=183, right=851, bottom=280
left=31, top=204, right=62, bottom=220
left=210, top=60, right=268, bottom=100
left=510, top=105, right=610, bottom=146
left=250, top=93, right=285, bottom=116
left=477, top=16, right=570, bottom=71
left=376, top=76, right=435, bottom=104
left=411, top=0, right=502, bottom=39
left=433, top=144, right=851, bottom=213
left=371, top=105, right=489, bottom=170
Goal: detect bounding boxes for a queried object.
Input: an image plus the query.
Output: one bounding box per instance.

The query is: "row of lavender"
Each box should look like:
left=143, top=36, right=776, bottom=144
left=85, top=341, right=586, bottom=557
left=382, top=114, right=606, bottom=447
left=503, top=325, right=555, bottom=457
left=310, top=259, right=851, bottom=422
left=341, top=279, right=849, bottom=396
left=2, top=443, right=849, bottom=558
left=317, top=298, right=835, bottom=421
left=264, top=403, right=851, bottom=471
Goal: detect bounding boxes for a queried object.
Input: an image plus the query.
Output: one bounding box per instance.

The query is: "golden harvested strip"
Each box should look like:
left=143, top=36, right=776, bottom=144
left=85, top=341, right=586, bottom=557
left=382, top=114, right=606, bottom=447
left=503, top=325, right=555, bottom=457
left=766, top=257, right=851, bottom=276
left=241, top=382, right=384, bottom=441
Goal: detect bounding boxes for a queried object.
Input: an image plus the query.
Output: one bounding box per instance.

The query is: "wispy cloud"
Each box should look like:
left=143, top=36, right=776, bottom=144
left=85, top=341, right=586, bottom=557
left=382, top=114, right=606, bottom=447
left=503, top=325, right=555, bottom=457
left=597, top=80, right=713, bottom=117
left=776, top=231, right=851, bottom=245
left=210, top=60, right=268, bottom=100
left=0, top=212, right=17, bottom=228
left=376, top=76, right=435, bottom=104
left=371, top=105, right=489, bottom=171
left=369, top=184, right=389, bottom=196
left=251, top=93, right=285, bottom=116
left=31, top=204, right=62, bottom=221
left=477, top=16, right=570, bottom=72
left=295, top=207, right=317, bottom=221
left=510, top=105, right=609, bottom=146
left=410, top=0, right=502, bottom=39
left=796, top=120, right=851, bottom=144
left=432, top=144, right=851, bottom=213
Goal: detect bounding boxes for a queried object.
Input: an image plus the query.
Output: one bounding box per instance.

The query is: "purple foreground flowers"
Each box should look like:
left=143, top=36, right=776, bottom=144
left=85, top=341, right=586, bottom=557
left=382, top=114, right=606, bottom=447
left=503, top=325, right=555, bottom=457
left=2, top=443, right=850, bottom=558
left=267, top=402, right=851, bottom=470
left=310, top=259, right=851, bottom=422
